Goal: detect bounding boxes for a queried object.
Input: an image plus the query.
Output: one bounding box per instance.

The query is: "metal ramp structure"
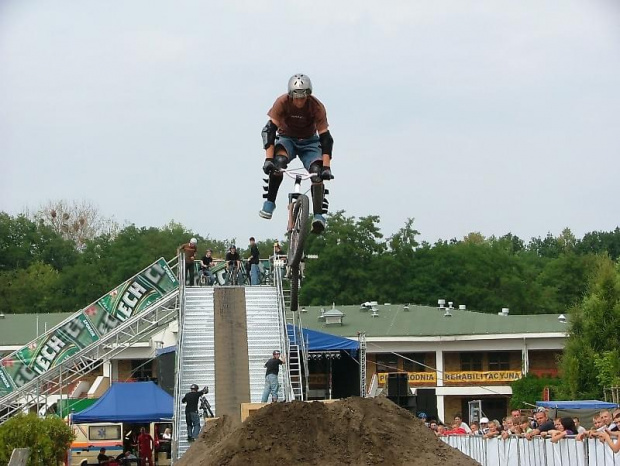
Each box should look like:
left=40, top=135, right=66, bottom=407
left=172, top=259, right=305, bottom=462
left=0, top=252, right=309, bottom=465
left=0, top=258, right=180, bottom=426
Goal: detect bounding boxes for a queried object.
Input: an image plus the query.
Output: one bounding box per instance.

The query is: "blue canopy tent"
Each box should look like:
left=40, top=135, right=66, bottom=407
left=72, top=381, right=173, bottom=423
left=536, top=400, right=618, bottom=429
left=536, top=400, right=617, bottom=410
left=287, top=325, right=360, bottom=399
left=287, top=324, right=359, bottom=355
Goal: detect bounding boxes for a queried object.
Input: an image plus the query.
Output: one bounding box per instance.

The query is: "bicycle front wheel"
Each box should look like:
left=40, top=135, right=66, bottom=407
left=288, top=194, right=309, bottom=268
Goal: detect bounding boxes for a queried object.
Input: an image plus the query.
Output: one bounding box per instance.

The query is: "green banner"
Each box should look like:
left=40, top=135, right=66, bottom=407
left=0, top=366, right=14, bottom=397
left=3, top=313, right=100, bottom=389
left=0, top=258, right=178, bottom=394
left=83, top=258, right=178, bottom=335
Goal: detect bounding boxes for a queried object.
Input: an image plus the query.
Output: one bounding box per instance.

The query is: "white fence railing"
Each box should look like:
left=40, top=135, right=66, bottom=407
left=441, top=435, right=620, bottom=466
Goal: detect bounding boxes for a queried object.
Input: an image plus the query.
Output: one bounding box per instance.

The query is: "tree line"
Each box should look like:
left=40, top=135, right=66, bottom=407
left=2, top=207, right=620, bottom=316
left=1, top=204, right=620, bottom=400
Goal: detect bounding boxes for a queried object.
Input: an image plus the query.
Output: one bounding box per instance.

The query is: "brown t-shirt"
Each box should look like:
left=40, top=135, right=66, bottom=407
left=179, top=243, right=197, bottom=263
left=267, top=94, right=328, bottom=139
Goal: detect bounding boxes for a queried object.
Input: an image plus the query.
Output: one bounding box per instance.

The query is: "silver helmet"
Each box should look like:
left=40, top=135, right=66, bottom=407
left=288, top=74, right=312, bottom=99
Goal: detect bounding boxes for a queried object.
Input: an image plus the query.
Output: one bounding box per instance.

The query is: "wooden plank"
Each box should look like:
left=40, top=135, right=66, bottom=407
left=214, top=287, right=251, bottom=424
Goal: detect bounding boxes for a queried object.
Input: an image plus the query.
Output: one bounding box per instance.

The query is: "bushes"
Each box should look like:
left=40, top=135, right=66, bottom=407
left=0, top=413, right=74, bottom=466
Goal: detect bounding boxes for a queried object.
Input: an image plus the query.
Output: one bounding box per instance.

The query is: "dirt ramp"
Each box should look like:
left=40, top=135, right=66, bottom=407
left=176, top=397, right=480, bottom=466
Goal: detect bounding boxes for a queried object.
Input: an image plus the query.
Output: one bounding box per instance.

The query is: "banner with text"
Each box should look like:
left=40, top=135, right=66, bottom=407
left=0, top=258, right=178, bottom=396
left=0, top=366, right=14, bottom=397
left=378, top=372, right=438, bottom=386
left=444, top=371, right=522, bottom=383
left=2, top=313, right=100, bottom=391
left=83, top=258, right=178, bottom=336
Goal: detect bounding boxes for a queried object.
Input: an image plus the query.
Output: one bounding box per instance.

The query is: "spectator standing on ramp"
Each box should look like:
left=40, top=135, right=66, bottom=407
left=248, top=237, right=261, bottom=285
left=178, top=238, right=198, bottom=286
left=182, top=384, right=207, bottom=442
left=137, top=426, right=153, bottom=466
left=200, top=249, right=215, bottom=285
left=261, top=350, right=285, bottom=403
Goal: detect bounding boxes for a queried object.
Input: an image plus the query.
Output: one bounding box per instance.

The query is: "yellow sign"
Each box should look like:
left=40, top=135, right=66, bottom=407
left=376, top=370, right=522, bottom=386
left=444, top=371, right=522, bottom=383
left=377, top=372, right=437, bottom=386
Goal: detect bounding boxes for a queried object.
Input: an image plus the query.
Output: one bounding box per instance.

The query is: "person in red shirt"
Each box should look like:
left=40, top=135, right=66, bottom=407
left=259, top=74, right=334, bottom=234
left=137, top=427, right=154, bottom=466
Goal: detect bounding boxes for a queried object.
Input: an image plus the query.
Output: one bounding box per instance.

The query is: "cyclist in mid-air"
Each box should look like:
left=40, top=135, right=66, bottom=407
left=259, top=73, right=334, bottom=233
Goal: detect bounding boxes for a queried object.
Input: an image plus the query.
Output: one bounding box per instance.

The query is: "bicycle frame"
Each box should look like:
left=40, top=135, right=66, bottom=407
left=278, top=168, right=314, bottom=234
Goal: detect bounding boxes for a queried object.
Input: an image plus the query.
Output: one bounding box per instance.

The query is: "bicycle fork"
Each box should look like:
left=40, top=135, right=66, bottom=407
left=287, top=175, right=303, bottom=232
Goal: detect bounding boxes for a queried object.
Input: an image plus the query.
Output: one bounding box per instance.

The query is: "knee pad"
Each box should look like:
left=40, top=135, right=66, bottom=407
left=309, top=161, right=322, bottom=183
left=274, top=154, right=289, bottom=170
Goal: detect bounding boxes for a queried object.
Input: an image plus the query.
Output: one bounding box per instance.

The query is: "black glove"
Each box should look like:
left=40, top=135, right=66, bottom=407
left=320, top=166, right=334, bottom=180
left=263, top=158, right=275, bottom=175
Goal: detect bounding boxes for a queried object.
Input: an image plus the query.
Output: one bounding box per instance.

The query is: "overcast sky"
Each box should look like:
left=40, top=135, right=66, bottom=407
left=1, top=1, right=619, bottom=246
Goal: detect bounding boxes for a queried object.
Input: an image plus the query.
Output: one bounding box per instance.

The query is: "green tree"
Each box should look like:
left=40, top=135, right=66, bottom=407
left=0, top=213, right=77, bottom=272
left=0, top=413, right=74, bottom=466
left=559, top=256, right=620, bottom=399
left=0, top=262, right=61, bottom=313
left=302, top=212, right=386, bottom=305
left=510, top=374, right=566, bottom=410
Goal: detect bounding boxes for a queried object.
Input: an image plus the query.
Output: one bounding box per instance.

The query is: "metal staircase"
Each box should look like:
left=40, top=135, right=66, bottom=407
left=172, top=258, right=294, bottom=462
left=0, top=258, right=180, bottom=426
left=173, top=285, right=215, bottom=458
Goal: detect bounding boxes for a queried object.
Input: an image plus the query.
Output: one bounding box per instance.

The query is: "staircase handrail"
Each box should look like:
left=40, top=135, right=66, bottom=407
left=171, top=252, right=186, bottom=461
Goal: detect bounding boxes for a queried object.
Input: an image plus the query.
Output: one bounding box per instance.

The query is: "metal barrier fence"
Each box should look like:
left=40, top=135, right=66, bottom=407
left=441, top=435, right=620, bottom=465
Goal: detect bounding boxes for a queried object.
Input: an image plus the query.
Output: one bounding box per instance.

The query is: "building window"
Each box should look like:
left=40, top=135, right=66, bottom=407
left=460, top=353, right=483, bottom=371
left=131, top=360, right=153, bottom=381
left=376, top=354, right=399, bottom=372
left=402, top=353, right=425, bottom=372
left=488, top=352, right=510, bottom=371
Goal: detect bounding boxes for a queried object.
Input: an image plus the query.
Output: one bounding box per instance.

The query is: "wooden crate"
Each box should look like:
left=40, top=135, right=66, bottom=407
left=240, top=402, right=269, bottom=422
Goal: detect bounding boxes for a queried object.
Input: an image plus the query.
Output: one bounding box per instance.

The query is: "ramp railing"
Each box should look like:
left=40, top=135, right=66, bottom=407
left=171, top=252, right=187, bottom=462
left=0, top=257, right=180, bottom=426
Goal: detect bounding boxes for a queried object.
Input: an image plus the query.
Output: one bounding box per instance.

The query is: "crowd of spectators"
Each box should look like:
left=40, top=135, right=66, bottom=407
left=420, top=408, right=620, bottom=449
left=177, top=237, right=286, bottom=286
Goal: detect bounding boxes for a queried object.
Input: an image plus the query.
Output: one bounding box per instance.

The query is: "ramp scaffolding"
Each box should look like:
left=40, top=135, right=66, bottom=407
left=0, top=258, right=180, bottom=426
left=172, top=255, right=296, bottom=461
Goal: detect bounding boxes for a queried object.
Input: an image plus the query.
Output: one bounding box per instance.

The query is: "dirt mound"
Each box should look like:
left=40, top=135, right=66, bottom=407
left=176, top=397, right=480, bottom=466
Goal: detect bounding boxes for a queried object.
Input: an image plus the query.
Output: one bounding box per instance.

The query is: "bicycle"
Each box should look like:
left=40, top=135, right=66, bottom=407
left=277, top=168, right=318, bottom=311
left=225, top=262, right=242, bottom=285
left=198, top=267, right=214, bottom=286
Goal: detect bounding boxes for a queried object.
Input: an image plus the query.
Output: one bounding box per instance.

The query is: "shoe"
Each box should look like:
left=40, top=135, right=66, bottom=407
left=311, top=214, right=326, bottom=234
left=187, top=436, right=194, bottom=442
left=259, top=201, right=276, bottom=219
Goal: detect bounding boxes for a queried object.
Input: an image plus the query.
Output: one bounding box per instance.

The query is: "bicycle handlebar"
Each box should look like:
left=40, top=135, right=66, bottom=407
left=276, top=167, right=334, bottom=180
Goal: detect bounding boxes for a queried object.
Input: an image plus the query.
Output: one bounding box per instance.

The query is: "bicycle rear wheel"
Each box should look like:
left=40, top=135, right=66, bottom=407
left=290, top=265, right=300, bottom=312
left=288, top=194, right=309, bottom=268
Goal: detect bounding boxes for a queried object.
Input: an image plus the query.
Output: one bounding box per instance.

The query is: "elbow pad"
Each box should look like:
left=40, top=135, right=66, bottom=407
left=319, top=130, right=334, bottom=158
left=261, top=120, right=277, bottom=149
